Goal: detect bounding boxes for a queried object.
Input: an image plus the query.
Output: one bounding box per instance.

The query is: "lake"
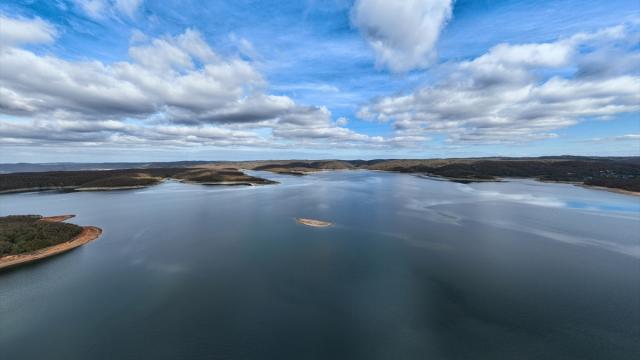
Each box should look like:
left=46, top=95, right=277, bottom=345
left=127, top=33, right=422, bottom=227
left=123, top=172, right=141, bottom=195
left=1, top=170, right=639, bottom=360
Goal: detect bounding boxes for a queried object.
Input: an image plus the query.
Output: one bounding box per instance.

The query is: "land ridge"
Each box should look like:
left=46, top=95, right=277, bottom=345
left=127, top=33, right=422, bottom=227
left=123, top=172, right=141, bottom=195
left=0, top=156, right=638, bottom=195
left=0, top=168, right=277, bottom=194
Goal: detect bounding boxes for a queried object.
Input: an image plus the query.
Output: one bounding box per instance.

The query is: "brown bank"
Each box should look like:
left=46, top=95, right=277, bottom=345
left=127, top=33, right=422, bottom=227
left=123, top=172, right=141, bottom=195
left=0, top=215, right=102, bottom=270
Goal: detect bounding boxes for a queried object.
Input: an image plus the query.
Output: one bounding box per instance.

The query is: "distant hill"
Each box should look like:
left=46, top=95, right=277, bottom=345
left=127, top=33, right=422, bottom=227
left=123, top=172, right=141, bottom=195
left=1, top=156, right=638, bottom=193
left=0, top=161, right=215, bottom=174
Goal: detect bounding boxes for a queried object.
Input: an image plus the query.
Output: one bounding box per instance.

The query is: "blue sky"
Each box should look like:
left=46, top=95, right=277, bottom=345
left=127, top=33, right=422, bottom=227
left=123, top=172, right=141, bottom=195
left=0, top=0, right=638, bottom=162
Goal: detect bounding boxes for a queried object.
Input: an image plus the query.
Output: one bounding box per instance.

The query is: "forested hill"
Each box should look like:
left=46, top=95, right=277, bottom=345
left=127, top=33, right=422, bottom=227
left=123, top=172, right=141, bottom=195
left=1, top=156, right=638, bottom=193
left=0, top=216, right=82, bottom=256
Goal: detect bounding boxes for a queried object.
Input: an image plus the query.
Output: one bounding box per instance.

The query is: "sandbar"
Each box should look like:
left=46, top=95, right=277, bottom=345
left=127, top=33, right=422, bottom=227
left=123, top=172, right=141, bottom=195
left=296, top=218, right=333, bottom=227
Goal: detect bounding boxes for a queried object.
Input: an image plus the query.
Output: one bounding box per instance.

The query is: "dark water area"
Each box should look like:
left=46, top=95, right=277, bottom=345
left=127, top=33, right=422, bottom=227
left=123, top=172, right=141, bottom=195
left=1, top=171, right=639, bottom=359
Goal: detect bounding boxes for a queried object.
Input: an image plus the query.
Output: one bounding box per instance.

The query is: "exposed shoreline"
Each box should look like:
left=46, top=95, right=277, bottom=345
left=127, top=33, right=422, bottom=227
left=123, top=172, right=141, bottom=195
left=534, top=179, right=640, bottom=196
left=0, top=186, right=78, bottom=194
left=177, top=179, right=277, bottom=186
left=75, top=185, right=149, bottom=191
left=0, top=185, right=150, bottom=194
left=578, top=184, right=640, bottom=197
left=296, top=218, right=333, bottom=227
left=0, top=216, right=103, bottom=271
left=40, top=214, right=76, bottom=222
left=416, top=174, right=502, bottom=183
left=0, top=178, right=276, bottom=195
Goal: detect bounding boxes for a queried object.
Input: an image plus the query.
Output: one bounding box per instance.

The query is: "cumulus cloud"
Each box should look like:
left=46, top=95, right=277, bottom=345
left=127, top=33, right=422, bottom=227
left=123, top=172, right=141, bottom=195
left=1, top=26, right=279, bottom=123
left=351, top=0, right=453, bottom=72
left=0, top=15, right=57, bottom=47
left=358, top=23, right=640, bottom=144
left=0, top=115, right=273, bottom=148
left=0, top=16, right=389, bottom=150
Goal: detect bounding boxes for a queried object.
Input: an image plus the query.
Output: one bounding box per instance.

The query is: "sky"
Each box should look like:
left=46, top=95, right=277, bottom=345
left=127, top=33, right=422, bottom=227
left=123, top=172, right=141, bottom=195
left=0, top=0, right=638, bottom=162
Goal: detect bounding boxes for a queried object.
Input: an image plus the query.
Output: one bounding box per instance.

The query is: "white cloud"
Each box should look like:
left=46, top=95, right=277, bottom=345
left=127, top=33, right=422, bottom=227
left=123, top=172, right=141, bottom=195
left=115, top=0, right=143, bottom=18
left=358, top=24, right=640, bottom=144
left=335, top=117, right=348, bottom=126
left=228, top=33, right=260, bottom=60
left=0, top=28, right=269, bottom=121
left=128, top=29, right=219, bottom=72
left=272, top=83, right=340, bottom=93
left=0, top=16, right=387, bottom=150
left=0, top=118, right=268, bottom=147
left=76, top=0, right=107, bottom=18
left=75, top=0, right=142, bottom=19
left=0, top=15, right=57, bottom=47
left=351, top=0, right=453, bottom=72
left=129, top=29, right=149, bottom=44
left=579, top=133, right=640, bottom=143
left=618, top=134, right=640, bottom=140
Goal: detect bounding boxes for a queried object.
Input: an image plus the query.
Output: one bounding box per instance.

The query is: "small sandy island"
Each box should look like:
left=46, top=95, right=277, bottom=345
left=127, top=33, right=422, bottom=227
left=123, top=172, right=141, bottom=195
left=296, top=218, right=333, bottom=228
left=0, top=215, right=102, bottom=270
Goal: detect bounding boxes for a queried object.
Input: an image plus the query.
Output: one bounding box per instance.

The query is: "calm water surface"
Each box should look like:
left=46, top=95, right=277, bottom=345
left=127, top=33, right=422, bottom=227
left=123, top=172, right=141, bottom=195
left=1, top=171, right=639, bottom=359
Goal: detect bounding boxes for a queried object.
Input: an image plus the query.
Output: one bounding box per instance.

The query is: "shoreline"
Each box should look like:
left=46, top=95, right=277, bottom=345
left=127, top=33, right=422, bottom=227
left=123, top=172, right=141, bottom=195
left=416, top=173, right=502, bottom=183
left=0, top=186, right=78, bottom=194
left=177, top=179, right=278, bottom=186
left=0, top=185, right=150, bottom=194
left=0, top=176, right=277, bottom=195
left=578, top=184, right=640, bottom=197
left=536, top=179, right=640, bottom=196
left=0, top=216, right=103, bottom=270
left=40, top=214, right=76, bottom=222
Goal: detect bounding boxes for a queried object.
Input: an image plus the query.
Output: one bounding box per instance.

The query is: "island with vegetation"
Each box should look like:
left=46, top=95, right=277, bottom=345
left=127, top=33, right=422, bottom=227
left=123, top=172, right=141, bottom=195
left=0, top=215, right=102, bottom=270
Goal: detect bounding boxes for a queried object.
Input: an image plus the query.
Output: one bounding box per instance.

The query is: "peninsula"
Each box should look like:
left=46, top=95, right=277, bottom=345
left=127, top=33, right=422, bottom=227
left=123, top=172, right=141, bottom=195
left=0, top=215, right=102, bottom=270
left=0, top=168, right=277, bottom=194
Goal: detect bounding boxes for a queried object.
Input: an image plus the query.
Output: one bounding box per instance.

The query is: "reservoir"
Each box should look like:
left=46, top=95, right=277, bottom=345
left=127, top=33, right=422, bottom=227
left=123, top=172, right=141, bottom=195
left=1, top=170, right=638, bottom=359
